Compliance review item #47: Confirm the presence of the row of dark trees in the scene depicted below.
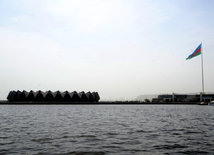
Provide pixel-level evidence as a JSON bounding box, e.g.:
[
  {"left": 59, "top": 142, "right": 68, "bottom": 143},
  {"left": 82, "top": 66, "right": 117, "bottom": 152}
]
[{"left": 7, "top": 90, "right": 100, "bottom": 102}]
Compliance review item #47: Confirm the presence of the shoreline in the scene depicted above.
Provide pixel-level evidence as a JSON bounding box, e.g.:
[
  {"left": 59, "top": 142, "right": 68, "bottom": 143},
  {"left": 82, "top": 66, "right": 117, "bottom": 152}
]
[{"left": 0, "top": 101, "right": 199, "bottom": 105}]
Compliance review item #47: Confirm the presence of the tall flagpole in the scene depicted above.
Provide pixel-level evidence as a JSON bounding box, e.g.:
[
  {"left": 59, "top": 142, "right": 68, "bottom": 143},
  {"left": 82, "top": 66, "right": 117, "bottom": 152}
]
[{"left": 201, "top": 42, "right": 204, "bottom": 93}]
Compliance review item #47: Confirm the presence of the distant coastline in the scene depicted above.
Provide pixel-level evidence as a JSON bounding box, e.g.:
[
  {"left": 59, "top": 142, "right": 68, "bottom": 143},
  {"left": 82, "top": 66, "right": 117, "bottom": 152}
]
[{"left": 0, "top": 100, "right": 198, "bottom": 105}]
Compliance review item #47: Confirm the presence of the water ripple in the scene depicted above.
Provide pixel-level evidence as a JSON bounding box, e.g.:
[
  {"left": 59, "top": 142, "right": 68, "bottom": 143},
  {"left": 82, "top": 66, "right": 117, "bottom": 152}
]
[{"left": 0, "top": 105, "right": 214, "bottom": 154}]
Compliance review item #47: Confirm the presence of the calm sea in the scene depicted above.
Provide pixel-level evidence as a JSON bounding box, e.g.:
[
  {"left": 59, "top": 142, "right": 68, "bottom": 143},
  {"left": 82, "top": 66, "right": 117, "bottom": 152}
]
[{"left": 0, "top": 105, "right": 214, "bottom": 155}]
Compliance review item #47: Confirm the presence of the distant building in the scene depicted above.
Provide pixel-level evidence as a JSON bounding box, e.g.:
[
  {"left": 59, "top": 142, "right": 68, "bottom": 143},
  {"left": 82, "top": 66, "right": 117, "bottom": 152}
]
[
  {"left": 7, "top": 90, "right": 100, "bottom": 102},
  {"left": 151, "top": 93, "right": 214, "bottom": 103}
]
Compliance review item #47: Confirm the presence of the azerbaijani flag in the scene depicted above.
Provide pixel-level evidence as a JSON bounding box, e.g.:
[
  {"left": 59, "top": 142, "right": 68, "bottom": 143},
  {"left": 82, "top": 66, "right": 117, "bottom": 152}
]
[{"left": 186, "top": 44, "right": 202, "bottom": 60}]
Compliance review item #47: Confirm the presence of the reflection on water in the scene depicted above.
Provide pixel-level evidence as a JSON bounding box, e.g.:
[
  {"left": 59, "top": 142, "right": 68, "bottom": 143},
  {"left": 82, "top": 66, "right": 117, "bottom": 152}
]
[{"left": 0, "top": 105, "right": 214, "bottom": 154}]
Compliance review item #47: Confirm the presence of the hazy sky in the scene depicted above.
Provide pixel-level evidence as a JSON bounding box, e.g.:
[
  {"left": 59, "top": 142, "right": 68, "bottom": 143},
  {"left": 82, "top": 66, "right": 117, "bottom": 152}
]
[{"left": 1, "top": 0, "right": 214, "bottom": 100}]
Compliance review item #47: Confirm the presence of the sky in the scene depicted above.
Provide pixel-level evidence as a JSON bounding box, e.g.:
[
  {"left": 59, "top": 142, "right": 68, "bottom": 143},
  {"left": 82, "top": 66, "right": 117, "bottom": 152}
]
[{"left": 1, "top": 0, "right": 214, "bottom": 101}]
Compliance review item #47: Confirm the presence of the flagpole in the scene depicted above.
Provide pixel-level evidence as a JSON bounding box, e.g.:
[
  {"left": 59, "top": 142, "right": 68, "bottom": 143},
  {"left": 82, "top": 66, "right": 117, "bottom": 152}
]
[{"left": 201, "top": 42, "right": 204, "bottom": 93}]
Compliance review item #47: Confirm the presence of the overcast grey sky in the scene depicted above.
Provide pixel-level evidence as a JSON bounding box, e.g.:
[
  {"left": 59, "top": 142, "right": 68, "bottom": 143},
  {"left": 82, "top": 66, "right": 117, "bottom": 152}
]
[{"left": 1, "top": 0, "right": 214, "bottom": 100}]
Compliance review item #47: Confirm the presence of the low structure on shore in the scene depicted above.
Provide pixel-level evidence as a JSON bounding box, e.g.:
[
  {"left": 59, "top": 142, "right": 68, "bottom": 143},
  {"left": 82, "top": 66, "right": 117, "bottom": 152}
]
[
  {"left": 7, "top": 90, "right": 100, "bottom": 102},
  {"left": 151, "top": 93, "right": 214, "bottom": 103}
]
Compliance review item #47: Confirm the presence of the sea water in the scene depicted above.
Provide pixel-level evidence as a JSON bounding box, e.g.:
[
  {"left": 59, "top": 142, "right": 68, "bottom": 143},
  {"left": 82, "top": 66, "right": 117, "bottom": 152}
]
[{"left": 0, "top": 105, "right": 214, "bottom": 155}]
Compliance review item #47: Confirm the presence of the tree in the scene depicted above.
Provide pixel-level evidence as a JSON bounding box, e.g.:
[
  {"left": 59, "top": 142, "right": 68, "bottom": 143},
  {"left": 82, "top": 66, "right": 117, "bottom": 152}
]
[{"left": 144, "top": 98, "right": 150, "bottom": 103}]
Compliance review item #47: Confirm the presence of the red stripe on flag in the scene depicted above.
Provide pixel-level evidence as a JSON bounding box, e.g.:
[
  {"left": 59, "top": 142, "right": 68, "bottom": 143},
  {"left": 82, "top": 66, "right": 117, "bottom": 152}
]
[{"left": 191, "top": 47, "right": 201, "bottom": 57}]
